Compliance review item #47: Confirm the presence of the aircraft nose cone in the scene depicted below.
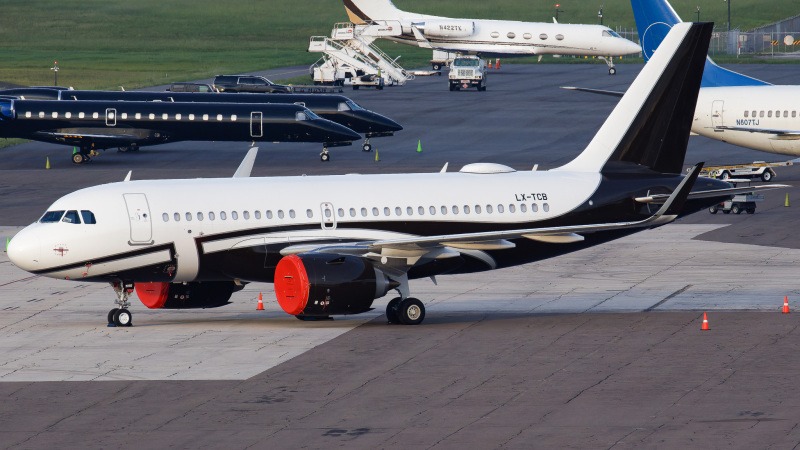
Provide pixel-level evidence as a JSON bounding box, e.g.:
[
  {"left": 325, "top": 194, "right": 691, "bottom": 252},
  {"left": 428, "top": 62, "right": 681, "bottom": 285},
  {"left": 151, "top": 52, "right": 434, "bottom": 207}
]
[
  {"left": 7, "top": 227, "right": 41, "bottom": 272},
  {"left": 327, "top": 121, "right": 362, "bottom": 141},
  {"left": 373, "top": 112, "right": 403, "bottom": 132},
  {"left": 623, "top": 39, "right": 643, "bottom": 55}
]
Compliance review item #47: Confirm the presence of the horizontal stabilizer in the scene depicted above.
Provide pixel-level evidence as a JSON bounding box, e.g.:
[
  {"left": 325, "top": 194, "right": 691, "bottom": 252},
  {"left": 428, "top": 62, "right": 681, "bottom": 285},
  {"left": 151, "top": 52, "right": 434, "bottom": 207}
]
[{"left": 635, "top": 183, "right": 791, "bottom": 204}]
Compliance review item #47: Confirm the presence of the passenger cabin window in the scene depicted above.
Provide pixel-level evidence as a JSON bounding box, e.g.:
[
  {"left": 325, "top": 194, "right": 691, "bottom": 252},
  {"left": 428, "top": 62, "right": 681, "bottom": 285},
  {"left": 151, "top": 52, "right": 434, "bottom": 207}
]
[
  {"left": 209, "top": 212, "right": 216, "bottom": 220},
  {"left": 491, "top": 31, "right": 500, "bottom": 38},
  {"left": 80, "top": 210, "right": 96, "bottom": 224},
  {"left": 744, "top": 111, "right": 749, "bottom": 118},
  {"left": 62, "top": 210, "right": 81, "bottom": 224},
  {"left": 539, "top": 33, "right": 548, "bottom": 40},
  {"left": 543, "top": 203, "right": 550, "bottom": 212},
  {"left": 768, "top": 111, "right": 772, "bottom": 118},
  {"left": 243, "top": 211, "right": 250, "bottom": 219},
  {"left": 40, "top": 210, "right": 65, "bottom": 223},
  {"left": 197, "top": 212, "right": 204, "bottom": 221},
  {"left": 523, "top": 33, "right": 532, "bottom": 39},
  {"left": 507, "top": 32, "right": 516, "bottom": 39},
  {"left": 266, "top": 210, "right": 273, "bottom": 219},
  {"left": 162, "top": 213, "right": 169, "bottom": 222},
  {"left": 174, "top": 212, "right": 180, "bottom": 222},
  {"left": 350, "top": 208, "right": 356, "bottom": 217},
  {"left": 289, "top": 210, "right": 296, "bottom": 219},
  {"left": 556, "top": 34, "right": 564, "bottom": 40},
  {"left": 231, "top": 211, "right": 238, "bottom": 220},
  {"left": 220, "top": 211, "right": 227, "bottom": 220}
]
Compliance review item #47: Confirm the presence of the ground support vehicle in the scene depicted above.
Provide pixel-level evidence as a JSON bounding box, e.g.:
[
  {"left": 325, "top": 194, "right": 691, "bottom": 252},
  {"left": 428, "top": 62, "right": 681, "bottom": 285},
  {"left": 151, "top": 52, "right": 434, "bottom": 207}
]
[
  {"left": 709, "top": 193, "right": 764, "bottom": 214},
  {"left": 448, "top": 56, "right": 487, "bottom": 91},
  {"left": 700, "top": 161, "right": 792, "bottom": 182},
  {"left": 431, "top": 50, "right": 459, "bottom": 70}
]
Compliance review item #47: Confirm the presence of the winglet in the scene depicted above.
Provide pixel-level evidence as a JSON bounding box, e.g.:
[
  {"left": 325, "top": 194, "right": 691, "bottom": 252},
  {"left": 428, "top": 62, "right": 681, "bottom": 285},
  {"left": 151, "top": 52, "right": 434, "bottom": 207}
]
[
  {"left": 124, "top": 170, "right": 132, "bottom": 182},
  {"left": 440, "top": 162, "right": 448, "bottom": 173},
  {"left": 233, "top": 147, "right": 258, "bottom": 178},
  {"left": 654, "top": 162, "right": 704, "bottom": 218}
]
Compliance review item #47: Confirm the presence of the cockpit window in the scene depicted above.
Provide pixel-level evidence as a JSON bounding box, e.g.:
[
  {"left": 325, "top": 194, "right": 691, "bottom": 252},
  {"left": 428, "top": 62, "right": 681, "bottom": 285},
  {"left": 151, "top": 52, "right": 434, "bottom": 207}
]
[
  {"left": 40, "top": 210, "right": 65, "bottom": 223},
  {"left": 305, "top": 109, "right": 321, "bottom": 120},
  {"left": 345, "top": 100, "right": 365, "bottom": 111},
  {"left": 295, "top": 111, "right": 308, "bottom": 121},
  {"left": 602, "top": 30, "right": 621, "bottom": 38},
  {"left": 338, "top": 102, "right": 351, "bottom": 112},
  {"left": 453, "top": 58, "right": 479, "bottom": 67},
  {"left": 81, "top": 210, "right": 96, "bottom": 224},
  {"left": 62, "top": 210, "right": 81, "bottom": 224}
]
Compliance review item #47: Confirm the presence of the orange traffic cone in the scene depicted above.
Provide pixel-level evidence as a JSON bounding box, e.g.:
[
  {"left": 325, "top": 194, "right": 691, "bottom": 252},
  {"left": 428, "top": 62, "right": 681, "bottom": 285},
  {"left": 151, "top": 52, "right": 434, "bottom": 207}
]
[
  {"left": 701, "top": 312, "right": 710, "bottom": 330},
  {"left": 496, "top": 58, "right": 501, "bottom": 69},
  {"left": 257, "top": 292, "right": 264, "bottom": 310},
  {"left": 487, "top": 59, "right": 493, "bottom": 69},
  {"left": 783, "top": 296, "right": 790, "bottom": 314}
]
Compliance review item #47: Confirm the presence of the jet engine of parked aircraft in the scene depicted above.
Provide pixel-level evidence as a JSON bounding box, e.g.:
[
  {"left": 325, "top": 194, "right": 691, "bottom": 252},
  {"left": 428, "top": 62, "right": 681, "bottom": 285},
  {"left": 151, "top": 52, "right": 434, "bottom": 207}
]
[{"left": 274, "top": 253, "right": 399, "bottom": 318}]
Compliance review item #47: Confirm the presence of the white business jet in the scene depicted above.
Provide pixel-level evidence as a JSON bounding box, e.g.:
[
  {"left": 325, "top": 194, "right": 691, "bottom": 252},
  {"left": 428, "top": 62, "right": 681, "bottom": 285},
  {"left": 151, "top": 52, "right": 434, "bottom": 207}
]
[
  {"left": 342, "top": 0, "right": 641, "bottom": 74},
  {"left": 8, "top": 23, "right": 773, "bottom": 327},
  {"left": 566, "top": 0, "right": 800, "bottom": 157}
]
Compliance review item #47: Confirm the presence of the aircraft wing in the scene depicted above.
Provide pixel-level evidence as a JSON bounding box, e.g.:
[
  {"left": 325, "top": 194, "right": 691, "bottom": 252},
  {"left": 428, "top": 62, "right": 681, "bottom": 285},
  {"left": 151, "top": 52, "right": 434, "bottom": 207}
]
[
  {"left": 36, "top": 131, "right": 140, "bottom": 142},
  {"left": 715, "top": 126, "right": 800, "bottom": 140},
  {"left": 561, "top": 86, "right": 624, "bottom": 97},
  {"left": 634, "top": 184, "right": 789, "bottom": 204},
  {"left": 281, "top": 164, "right": 704, "bottom": 261}
]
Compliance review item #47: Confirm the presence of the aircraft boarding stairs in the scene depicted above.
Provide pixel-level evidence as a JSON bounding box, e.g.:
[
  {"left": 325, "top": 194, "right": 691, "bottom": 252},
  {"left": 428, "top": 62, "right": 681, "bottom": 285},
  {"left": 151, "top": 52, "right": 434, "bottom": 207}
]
[{"left": 309, "top": 22, "right": 414, "bottom": 87}]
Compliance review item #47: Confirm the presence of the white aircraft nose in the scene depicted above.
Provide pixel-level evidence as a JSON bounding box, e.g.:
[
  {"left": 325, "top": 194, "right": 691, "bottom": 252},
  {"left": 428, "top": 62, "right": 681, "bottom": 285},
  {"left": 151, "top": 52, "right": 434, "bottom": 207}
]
[
  {"left": 7, "top": 227, "right": 41, "bottom": 272},
  {"left": 622, "top": 39, "right": 643, "bottom": 56}
]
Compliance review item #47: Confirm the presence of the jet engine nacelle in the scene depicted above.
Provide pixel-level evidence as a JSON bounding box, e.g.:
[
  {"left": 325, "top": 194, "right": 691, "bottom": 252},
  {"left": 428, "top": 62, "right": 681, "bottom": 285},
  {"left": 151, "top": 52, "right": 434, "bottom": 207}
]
[
  {"left": 410, "top": 20, "right": 476, "bottom": 38},
  {"left": 274, "top": 253, "right": 397, "bottom": 317},
  {"left": 136, "top": 281, "right": 236, "bottom": 309}
]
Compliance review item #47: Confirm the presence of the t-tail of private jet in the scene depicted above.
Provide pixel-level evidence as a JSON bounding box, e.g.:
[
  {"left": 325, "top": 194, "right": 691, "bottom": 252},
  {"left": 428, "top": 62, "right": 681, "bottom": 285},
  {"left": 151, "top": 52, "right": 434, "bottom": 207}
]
[
  {"left": 631, "top": 0, "right": 770, "bottom": 87},
  {"left": 10, "top": 23, "right": 783, "bottom": 327}
]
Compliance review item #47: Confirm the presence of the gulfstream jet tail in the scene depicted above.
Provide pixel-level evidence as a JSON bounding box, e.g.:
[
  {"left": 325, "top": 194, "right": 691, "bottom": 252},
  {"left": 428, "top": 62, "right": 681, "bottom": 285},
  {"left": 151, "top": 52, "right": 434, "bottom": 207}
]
[
  {"left": 344, "top": 0, "right": 405, "bottom": 24},
  {"left": 556, "top": 22, "right": 712, "bottom": 175},
  {"left": 631, "top": 0, "right": 769, "bottom": 87}
]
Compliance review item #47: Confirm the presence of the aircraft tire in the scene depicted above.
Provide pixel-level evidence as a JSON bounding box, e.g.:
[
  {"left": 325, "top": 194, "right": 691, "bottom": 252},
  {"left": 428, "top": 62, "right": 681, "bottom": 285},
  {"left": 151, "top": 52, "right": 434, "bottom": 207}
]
[
  {"left": 72, "top": 153, "right": 86, "bottom": 164},
  {"left": 386, "top": 297, "right": 402, "bottom": 324},
  {"left": 609, "top": 67, "right": 617, "bottom": 75},
  {"left": 397, "top": 298, "right": 425, "bottom": 325},
  {"left": 320, "top": 153, "right": 330, "bottom": 162},
  {"left": 113, "top": 308, "right": 132, "bottom": 327},
  {"left": 362, "top": 143, "right": 372, "bottom": 152},
  {"left": 108, "top": 308, "right": 119, "bottom": 324}
]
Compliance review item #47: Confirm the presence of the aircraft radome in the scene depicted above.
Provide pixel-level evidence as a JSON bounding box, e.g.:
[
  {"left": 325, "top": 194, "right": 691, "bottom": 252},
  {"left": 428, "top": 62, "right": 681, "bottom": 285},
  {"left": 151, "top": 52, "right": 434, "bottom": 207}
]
[{"left": 7, "top": 23, "right": 783, "bottom": 327}]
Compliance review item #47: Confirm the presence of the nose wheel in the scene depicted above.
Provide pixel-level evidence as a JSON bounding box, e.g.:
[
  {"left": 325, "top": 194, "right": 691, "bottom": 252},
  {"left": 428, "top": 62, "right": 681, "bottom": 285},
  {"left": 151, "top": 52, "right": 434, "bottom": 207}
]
[{"left": 108, "top": 282, "right": 134, "bottom": 327}]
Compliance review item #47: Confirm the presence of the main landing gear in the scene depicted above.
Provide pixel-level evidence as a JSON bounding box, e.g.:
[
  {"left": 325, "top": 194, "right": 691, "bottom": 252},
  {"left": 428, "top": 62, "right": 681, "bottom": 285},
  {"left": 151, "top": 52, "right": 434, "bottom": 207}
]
[
  {"left": 71, "top": 147, "right": 100, "bottom": 165},
  {"left": 385, "top": 297, "right": 426, "bottom": 325},
  {"left": 320, "top": 146, "right": 331, "bottom": 162},
  {"left": 362, "top": 138, "right": 372, "bottom": 152},
  {"left": 108, "top": 281, "right": 134, "bottom": 327}
]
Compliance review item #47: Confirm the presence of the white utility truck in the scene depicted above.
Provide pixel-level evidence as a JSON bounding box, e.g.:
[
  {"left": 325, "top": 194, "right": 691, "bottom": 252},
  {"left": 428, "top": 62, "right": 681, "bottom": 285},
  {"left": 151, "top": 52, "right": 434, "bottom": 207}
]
[{"left": 448, "top": 56, "right": 487, "bottom": 91}]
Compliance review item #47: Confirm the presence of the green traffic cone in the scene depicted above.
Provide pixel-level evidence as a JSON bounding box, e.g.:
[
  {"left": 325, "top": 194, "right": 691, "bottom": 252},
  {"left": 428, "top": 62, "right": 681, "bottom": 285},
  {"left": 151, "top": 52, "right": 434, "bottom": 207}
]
[{"left": 416, "top": 140, "right": 422, "bottom": 152}]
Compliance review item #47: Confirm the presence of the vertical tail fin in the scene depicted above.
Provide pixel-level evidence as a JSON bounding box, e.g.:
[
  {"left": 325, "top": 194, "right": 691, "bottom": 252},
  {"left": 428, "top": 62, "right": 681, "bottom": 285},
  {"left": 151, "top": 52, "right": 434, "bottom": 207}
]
[
  {"left": 344, "top": 0, "right": 403, "bottom": 24},
  {"left": 555, "top": 22, "right": 712, "bottom": 175},
  {"left": 631, "top": 0, "right": 769, "bottom": 87}
]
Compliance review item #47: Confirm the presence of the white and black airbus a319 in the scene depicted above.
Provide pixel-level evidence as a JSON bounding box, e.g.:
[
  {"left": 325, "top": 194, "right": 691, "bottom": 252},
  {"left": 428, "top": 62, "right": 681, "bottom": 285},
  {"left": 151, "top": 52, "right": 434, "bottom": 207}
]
[{"left": 7, "top": 23, "right": 777, "bottom": 327}]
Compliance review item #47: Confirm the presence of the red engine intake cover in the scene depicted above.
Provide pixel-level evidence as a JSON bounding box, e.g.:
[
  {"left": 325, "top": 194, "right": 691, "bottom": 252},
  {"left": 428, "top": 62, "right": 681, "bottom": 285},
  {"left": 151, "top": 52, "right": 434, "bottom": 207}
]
[
  {"left": 136, "top": 282, "right": 170, "bottom": 309},
  {"left": 274, "top": 255, "right": 310, "bottom": 315}
]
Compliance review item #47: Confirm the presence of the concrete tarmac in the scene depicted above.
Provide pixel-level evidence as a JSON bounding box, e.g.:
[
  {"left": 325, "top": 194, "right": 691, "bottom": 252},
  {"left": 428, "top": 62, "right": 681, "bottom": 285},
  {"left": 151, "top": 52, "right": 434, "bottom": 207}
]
[{"left": 2, "top": 63, "right": 800, "bottom": 448}]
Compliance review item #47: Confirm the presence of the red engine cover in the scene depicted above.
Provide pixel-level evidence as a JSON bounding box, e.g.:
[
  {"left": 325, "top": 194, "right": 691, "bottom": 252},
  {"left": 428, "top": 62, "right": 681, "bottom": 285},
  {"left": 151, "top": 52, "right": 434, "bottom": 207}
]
[
  {"left": 136, "top": 282, "right": 170, "bottom": 309},
  {"left": 274, "top": 254, "right": 310, "bottom": 315}
]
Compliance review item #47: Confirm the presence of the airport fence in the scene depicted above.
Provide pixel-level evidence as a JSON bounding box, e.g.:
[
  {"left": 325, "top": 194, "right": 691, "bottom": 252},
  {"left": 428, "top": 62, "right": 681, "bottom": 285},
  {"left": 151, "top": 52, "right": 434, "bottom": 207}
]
[{"left": 616, "top": 13, "right": 800, "bottom": 59}]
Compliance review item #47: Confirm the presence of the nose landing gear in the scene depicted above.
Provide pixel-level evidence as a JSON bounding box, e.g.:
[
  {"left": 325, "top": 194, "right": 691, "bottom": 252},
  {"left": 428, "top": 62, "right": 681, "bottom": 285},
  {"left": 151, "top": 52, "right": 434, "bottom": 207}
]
[{"left": 108, "top": 281, "right": 134, "bottom": 327}]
